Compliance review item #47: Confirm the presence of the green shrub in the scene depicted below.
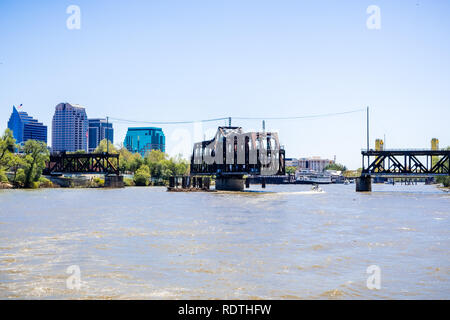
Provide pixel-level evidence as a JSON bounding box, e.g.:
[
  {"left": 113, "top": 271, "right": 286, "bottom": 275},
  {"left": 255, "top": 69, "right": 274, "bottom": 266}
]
[
  {"left": 90, "top": 177, "right": 105, "bottom": 187},
  {"left": 15, "top": 168, "right": 26, "bottom": 187},
  {"left": 123, "top": 178, "right": 135, "bottom": 186},
  {"left": 31, "top": 181, "right": 40, "bottom": 189},
  {"left": 38, "top": 177, "right": 53, "bottom": 188},
  {"left": 436, "top": 176, "right": 450, "bottom": 188},
  {"left": 442, "top": 177, "right": 450, "bottom": 188},
  {"left": 134, "top": 165, "right": 151, "bottom": 186},
  {"left": 0, "top": 169, "right": 8, "bottom": 183}
]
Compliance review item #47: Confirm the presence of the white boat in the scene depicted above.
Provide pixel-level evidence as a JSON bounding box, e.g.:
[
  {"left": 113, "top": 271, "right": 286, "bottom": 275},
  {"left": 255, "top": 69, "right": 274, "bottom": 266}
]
[{"left": 296, "top": 172, "right": 332, "bottom": 184}]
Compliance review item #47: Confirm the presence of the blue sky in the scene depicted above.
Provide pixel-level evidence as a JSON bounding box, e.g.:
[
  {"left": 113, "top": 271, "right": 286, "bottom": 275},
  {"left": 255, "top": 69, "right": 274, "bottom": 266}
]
[{"left": 1, "top": 0, "right": 449, "bottom": 169}]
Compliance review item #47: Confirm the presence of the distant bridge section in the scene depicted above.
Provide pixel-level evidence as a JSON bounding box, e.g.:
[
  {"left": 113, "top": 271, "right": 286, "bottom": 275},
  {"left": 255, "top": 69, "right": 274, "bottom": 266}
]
[
  {"left": 356, "top": 148, "right": 449, "bottom": 192},
  {"left": 361, "top": 149, "right": 449, "bottom": 177}
]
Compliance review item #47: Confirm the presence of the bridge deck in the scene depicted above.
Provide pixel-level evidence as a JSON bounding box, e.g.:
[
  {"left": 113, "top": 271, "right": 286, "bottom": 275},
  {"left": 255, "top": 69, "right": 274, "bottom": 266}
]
[{"left": 362, "top": 149, "right": 450, "bottom": 156}]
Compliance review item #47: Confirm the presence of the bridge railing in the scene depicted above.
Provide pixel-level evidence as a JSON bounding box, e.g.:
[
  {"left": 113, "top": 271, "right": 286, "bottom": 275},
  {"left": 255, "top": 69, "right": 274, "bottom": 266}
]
[{"left": 361, "top": 148, "right": 449, "bottom": 152}]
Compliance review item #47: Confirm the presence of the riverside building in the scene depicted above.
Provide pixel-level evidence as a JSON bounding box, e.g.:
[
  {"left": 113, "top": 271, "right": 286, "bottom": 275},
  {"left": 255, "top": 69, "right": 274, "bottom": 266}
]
[{"left": 298, "top": 156, "right": 334, "bottom": 173}]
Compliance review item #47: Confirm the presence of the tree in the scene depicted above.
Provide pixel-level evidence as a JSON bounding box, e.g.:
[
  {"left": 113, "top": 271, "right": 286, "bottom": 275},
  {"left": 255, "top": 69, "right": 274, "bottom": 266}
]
[
  {"left": 0, "top": 129, "right": 15, "bottom": 168},
  {"left": 160, "top": 159, "right": 174, "bottom": 180},
  {"left": 145, "top": 150, "right": 167, "bottom": 179},
  {"left": 133, "top": 164, "right": 151, "bottom": 186},
  {"left": 118, "top": 147, "right": 133, "bottom": 172},
  {"left": 94, "top": 139, "right": 118, "bottom": 154},
  {"left": 286, "top": 167, "right": 296, "bottom": 175},
  {"left": 119, "top": 149, "right": 190, "bottom": 185},
  {"left": 0, "top": 168, "right": 8, "bottom": 183},
  {"left": 21, "top": 140, "right": 50, "bottom": 188},
  {"left": 8, "top": 153, "right": 26, "bottom": 185},
  {"left": 174, "top": 159, "right": 190, "bottom": 176},
  {"left": 324, "top": 163, "right": 347, "bottom": 172},
  {"left": 435, "top": 146, "right": 450, "bottom": 187},
  {"left": 344, "top": 168, "right": 362, "bottom": 178},
  {"left": 69, "top": 150, "right": 87, "bottom": 154},
  {"left": 145, "top": 149, "right": 166, "bottom": 163},
  {"left": 0, "top": 129, "right": 17, "bottom": 184},
  {"left": 127, "top": 152, "right": 144, "bottom": 173}
]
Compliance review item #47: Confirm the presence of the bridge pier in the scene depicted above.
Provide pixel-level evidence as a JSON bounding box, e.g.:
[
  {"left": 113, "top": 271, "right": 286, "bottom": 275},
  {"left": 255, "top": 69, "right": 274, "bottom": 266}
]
[
  {"left": 215, "top": 175, "right": 245, "bottom": 191},
  {"left": 104, "top": 175, "right": 124, "bottom": 188},
  {"left": 356, "top": 176, "right": 372, "bottom": 192}
]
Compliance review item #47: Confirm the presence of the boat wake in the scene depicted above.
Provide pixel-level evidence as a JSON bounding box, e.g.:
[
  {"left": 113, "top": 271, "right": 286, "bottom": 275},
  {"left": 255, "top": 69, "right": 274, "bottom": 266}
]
[{"left": 275, "top": 190, "right": 326, "bottom": 195}]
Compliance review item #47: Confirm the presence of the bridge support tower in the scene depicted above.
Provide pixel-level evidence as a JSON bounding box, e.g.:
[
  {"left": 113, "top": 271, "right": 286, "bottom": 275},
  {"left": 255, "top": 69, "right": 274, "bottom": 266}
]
[
  {"left": 216, "top": 175, "right": 245, "bottom": 191},
  {"left": 356, "top": 176, "right": 372, "bottom": 192}
]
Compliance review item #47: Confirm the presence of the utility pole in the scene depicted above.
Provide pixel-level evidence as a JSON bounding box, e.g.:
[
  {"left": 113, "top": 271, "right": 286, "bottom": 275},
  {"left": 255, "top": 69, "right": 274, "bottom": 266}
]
[
  {"left": 106, "top": 116, "right": 109, "bottom": 154},
  {"left": 366, "top": 106, "right": 370, "bottom": 151}
]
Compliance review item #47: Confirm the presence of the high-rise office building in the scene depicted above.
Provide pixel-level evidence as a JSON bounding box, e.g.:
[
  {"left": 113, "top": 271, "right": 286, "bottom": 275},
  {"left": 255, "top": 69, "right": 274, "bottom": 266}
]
[
  {"left": 88, "top": 119, "right": 114, "bottom": 152},
  {"left": 52, "top": 102, "right": 88, "bottom": 153},
  {"left": 7, "top": 105, "right": 47, "bottom": 145},
  {"left": 124, "top": 127, "right": 165, "bottom": 157}
]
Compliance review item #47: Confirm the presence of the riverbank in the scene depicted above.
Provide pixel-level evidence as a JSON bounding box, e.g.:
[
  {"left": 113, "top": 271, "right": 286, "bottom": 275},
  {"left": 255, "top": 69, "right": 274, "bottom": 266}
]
[
  {"left": 3, "top": 178, "right": 450, "bottom": 192},
  {"left": 437, "top": 185, "right": 450, "bottom": 192},
  {"left": 0, "top": 182, "right": 13, "bottom": 189}
]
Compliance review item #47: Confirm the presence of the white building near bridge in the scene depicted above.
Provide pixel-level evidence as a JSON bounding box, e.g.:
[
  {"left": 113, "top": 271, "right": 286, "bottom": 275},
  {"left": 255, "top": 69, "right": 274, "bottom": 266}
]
[{"left": 298, "top": 156, "right": 334, "bottom": 172}]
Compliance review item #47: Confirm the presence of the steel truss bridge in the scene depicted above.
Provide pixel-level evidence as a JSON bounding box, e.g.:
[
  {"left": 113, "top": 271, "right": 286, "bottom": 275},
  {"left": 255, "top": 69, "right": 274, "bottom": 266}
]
[
  {"left": 44, "top": 153, "right": 120, "bottom": 175},
  {"left": 361, "top": 149, "right": 450, "bottom": 177},
  {"left": 190, "top": 126, "right": 286, "bottom": 177}
]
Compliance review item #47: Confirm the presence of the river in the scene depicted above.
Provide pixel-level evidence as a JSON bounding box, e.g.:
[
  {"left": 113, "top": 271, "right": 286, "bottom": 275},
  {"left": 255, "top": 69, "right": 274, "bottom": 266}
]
[{"left": 0, "top": 184, "right": 449, "bottom": 299}]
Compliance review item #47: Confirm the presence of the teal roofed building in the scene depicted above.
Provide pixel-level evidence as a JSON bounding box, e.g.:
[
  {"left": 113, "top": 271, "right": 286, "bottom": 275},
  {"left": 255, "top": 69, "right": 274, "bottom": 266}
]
[
  {"left": 124, "top": 127, "right": 165, "bottom": 156},
  {"left": 7, "top": 105, "right": 47, "bottom": 145}
]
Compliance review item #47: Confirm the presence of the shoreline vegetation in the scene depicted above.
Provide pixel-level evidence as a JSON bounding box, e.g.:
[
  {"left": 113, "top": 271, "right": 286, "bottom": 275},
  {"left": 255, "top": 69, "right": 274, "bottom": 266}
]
[
  {"left": 0, "top": 129, "right": 189, "bottom": 189},
  {"left": 1, "top": 129, "right": 449, "bottom": 190}
]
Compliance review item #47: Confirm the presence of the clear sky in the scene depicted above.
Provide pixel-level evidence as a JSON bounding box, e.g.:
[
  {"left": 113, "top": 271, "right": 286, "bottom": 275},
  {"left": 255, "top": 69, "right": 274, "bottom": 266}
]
[{"left": 1, "top": 0, "right": 449, "bottom": 169}]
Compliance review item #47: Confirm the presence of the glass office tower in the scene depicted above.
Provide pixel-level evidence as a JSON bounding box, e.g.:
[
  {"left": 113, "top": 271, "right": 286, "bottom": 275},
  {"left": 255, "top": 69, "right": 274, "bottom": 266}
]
[
  {"left": 7, "top": 106, "right": 47, "bottom": 145},
  {"left": 88, "top": 119, "right": 114, "bottom": 152},
  {"left": 124, "top": 127, "right": 165, "bottom": 157}
]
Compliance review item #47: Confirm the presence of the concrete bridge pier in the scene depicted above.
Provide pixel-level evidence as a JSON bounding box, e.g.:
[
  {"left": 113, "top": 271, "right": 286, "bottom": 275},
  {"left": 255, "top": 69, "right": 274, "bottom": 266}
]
[
  {"left": 215, "top": 175, "right": 245, "bottom": 191},
  {"left": 105, "top": 175, "right": 124, "bottom": 188},
  {"left": 356, "top": 176, "right": 372, "bottom": 192}
]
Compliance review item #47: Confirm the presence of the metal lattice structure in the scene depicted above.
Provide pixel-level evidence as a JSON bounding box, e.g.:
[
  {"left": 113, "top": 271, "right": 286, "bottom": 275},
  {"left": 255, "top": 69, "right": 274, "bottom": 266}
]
[
  {"left": 190, "top": 126, "right": 285, "bottom": 176},
  {"left": 44, "top": 153, "right": 120, "bottom": 175},
  {"left": 361, "top": 149, "right": 450, "bottom": 177}
]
